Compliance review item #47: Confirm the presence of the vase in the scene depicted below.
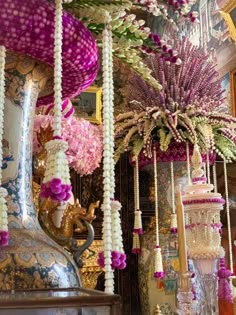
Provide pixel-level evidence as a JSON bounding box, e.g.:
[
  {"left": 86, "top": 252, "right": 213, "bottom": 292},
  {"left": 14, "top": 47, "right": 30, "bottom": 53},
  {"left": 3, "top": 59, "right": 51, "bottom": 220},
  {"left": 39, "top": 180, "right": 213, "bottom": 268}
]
[
  {"left": 0, "top": 52, "right": 80, "bottom": 290},
  {"left": 193, "top": 259, "right": 219, "bottom": 315}
]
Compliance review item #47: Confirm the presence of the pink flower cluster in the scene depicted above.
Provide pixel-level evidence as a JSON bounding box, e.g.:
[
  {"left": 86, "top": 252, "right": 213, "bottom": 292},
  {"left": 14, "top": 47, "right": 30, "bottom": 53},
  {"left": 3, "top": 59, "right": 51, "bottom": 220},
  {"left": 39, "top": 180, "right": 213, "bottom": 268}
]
[{"left": 33, "top": 115, "right": 103, "bottom": 176}]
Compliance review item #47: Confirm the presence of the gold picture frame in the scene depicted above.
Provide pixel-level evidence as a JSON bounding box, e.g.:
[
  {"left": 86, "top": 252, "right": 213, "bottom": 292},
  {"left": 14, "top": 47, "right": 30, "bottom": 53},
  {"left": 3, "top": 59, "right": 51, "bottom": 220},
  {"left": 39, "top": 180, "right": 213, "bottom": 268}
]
[
  {"left": 230, "top": 68, "right": 236, "bottom": 117},
  {"left": 220, "top": 0, "right": 236, "bottom": 42},
  {"left": 72, "top": 86, "right": 102, "bottom": 124}
]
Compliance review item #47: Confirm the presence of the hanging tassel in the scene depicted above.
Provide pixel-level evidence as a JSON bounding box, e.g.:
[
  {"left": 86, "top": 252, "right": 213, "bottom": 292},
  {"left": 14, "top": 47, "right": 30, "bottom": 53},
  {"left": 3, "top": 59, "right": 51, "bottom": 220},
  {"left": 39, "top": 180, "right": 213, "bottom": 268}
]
[
  {"left": 186, "top": 142, "right": 191, "bottom": 185},
  {"left": 40, "top": 0, "right": 72, "bottom": 202},
  {"left": 132, "top": 157, "right": 143, "bottom": 254},
  {"left": 153, "top": 147, "right": 164, "bottom": 278},
  {"left": 170, "top": 213, "right": 177, "bottom": 234},
  {"left": 170, "top": 161, "right": 177, "bottom": 234},
  {"left": 132, "top": 233, "right": 141, "bottom": 254},
  {"left": 133, "top": 209, "right": 143, "bottom": 234},
  {"left": 154, "top": 246, "right": 164, "bottom": 278},
  {"left": 0, "top": 45, "right": 9, "bottom": 246},
  {"left": 218, "top": 257, "right": 233, "bottom": 303}
]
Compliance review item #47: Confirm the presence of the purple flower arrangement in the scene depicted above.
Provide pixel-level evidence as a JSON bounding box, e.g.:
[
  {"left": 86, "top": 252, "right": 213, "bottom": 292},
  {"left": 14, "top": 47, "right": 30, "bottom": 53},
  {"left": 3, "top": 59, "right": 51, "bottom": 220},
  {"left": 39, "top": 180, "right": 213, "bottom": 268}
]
[{"left": 115, "top": 37, "right": 236, "bottom": 162}]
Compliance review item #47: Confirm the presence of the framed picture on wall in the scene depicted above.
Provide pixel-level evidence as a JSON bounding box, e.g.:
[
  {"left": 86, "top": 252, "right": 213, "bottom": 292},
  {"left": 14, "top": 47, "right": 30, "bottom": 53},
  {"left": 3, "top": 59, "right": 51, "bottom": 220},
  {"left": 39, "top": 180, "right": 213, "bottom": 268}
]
[
  {"left": 220, "top": 0, "right": 236, "bottom": 42},
  {"left": 72, "top": 86, "right": 102, "bottom": 124},
  {"left": 230, "top": 68, "right": 236, "bottom": 116}
]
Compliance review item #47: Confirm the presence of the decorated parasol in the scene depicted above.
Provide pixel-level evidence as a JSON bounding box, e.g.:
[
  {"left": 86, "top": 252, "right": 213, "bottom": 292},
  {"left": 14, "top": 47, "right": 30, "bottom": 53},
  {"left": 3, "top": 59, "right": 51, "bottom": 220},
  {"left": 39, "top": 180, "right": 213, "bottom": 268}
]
[{"left": 0, "top": 0, "right": 98, "bottom": 106}]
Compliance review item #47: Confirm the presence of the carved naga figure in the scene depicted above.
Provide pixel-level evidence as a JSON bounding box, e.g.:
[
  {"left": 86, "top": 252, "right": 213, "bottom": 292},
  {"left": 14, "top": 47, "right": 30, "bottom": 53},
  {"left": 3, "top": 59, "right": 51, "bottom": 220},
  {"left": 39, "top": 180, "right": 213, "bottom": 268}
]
[{"left": 33, "top": 124, "right": 99, "bottom": 261}]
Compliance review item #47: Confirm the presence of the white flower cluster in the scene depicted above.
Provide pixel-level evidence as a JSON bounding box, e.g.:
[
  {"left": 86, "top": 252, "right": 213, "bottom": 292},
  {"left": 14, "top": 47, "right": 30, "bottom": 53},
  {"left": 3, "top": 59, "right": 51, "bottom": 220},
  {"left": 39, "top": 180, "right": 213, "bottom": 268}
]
[
  {"left": 41, "top": 0, "right": 71, "bottom": 193},
  {"left": 77, "top": 2, "right": 131, "bottom": 24},
  {"left": 0, "top": 188, "right": 8, "bottom": 232},
  {"left": 114, "top": 47, "right": 162, "bottom": 91},
  {"left": 154, "top": 247, "right": 164, "bottom": 273},
  {"left": 112, "top": 14, "right": 150, "bottom": 40},
  {"left": 170, "top": 213, "right": 177, "bottom": 230},
  {"left": 0, "top": 45, "right": 8, "bottom": 235},
  {"left": 101, "top": 22, "right": 115, "bottom": 294},
  {"left": 111, "top": 200, "right": 124, "bottom": 253},
  {"left": 78, "top": 7, "right": 111, "bottom": 24},
  {"left": 43, "top": 139, "right": 71, "bottom": 185}
]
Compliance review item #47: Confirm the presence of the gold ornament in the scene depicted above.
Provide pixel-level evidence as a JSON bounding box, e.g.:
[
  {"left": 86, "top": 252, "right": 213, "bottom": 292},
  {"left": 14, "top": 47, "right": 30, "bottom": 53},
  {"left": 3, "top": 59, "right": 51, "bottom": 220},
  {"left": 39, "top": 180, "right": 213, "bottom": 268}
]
[{"left": 153, "top": 304, "right": 162, "bottom": 315}]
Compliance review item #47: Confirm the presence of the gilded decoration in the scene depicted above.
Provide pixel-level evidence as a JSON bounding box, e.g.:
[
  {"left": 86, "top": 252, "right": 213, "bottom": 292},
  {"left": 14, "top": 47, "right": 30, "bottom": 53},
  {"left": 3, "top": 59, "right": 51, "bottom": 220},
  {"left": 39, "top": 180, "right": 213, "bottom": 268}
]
[
  {"left": 220, "top": 0, "right": 236, "bottom": 43},
  {"left": 77, "top": 240, "right": 103, "bottom": 289},
  {"left": 32, "top": 124, "right": 99, "bottom": 255}
]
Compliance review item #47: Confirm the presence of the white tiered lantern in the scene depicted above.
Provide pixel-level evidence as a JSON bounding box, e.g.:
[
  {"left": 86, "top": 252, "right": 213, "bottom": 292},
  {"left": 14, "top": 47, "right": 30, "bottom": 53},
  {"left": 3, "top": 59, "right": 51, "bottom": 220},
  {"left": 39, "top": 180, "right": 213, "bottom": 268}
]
[{"left": 182, "top": 144, "right": 226, "bottom": 314}]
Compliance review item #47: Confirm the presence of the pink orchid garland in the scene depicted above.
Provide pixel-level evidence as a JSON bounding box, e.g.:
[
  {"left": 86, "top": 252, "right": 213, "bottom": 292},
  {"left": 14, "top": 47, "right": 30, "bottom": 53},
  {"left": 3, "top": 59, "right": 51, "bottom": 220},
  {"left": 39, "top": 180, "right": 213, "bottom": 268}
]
[{"left": 33, "top": 115, "right": 102, "bottom": 176}]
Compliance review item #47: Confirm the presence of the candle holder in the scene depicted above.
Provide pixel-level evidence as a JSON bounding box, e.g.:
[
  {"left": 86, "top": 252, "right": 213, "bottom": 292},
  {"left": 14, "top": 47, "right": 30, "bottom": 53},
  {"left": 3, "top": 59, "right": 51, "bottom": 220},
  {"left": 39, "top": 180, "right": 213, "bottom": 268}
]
[{"left": 177, "top": 272, "right": 194, "bottom": 315}]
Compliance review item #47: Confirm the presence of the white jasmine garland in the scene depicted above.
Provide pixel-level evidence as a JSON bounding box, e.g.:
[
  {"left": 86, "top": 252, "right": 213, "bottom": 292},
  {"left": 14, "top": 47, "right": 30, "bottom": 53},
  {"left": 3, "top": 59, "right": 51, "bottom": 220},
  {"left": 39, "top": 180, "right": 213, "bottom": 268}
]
[
  {"left": 0, "top": 45, "right": 9, "bottom": 245},
  {"left": 101, "top": 21, "right": 115, "bottom": 294},
  {"left": 224, "top": 161, "right": 233, "bottom": 274},
  {"left": 41, "top": 0, "right": 72, "bottom": 202}
]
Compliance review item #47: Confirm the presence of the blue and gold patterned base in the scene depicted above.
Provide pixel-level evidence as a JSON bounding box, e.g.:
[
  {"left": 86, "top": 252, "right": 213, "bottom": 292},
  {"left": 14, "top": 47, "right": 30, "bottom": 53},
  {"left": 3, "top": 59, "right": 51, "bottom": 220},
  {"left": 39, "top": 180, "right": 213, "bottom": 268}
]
[{"left": 0, "top": 229, "right": 80, "bottom": 290}]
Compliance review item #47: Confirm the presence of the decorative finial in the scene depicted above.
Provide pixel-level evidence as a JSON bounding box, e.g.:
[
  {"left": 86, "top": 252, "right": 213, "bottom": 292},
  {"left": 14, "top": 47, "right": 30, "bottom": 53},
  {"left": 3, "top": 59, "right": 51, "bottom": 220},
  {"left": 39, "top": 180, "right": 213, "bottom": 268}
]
[{"left": 191, "top": 144, "right": 204, "bottom": 179}]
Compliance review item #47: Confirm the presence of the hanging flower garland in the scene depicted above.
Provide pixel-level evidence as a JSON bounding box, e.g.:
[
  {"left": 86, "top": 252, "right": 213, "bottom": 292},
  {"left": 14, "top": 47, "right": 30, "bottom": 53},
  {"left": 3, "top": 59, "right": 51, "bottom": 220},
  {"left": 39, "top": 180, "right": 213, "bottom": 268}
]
[
  {"left": 153, "top": 147, "right": 164, "bottom": 278},
  {"left": 98, "top": 20, "right": 126, "bottom": 279},
  {"left": 98, "top": 18, "right": 127, "bottom": 294},
  {"left": 170, "top": 161, "right": 177, "bottom": 234},
  {"left": 33, "top": 115, "right": 103, "bottom": 176},
  {"left": 0, "top": 45, "right": 8, "bottom": 246},
  {"left": 40, "top": 0, "right": 72, "bottom": 202},
  {"left": 132, "top": 158, "right": 143, "bottom": 254}
]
